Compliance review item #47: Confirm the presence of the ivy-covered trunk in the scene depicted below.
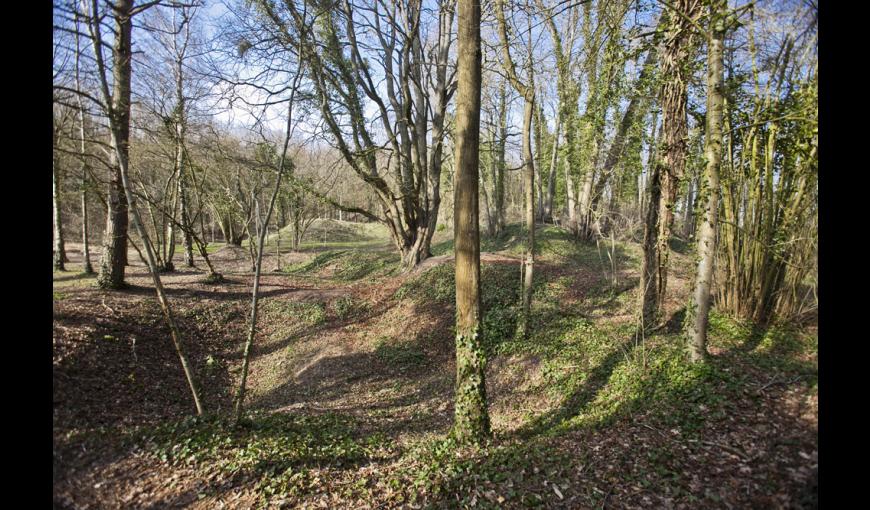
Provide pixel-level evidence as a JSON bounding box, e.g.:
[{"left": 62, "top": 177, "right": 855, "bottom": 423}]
[
  {"left": 653, "top": 1, "right": 702, "bottom": 311},
  {"left": 452, "top": 0, "right": 490, "bottom": 444}
]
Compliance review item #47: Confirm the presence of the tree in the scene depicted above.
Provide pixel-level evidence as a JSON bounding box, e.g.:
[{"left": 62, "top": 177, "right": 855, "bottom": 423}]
[
  {"left": 229, "top": 0, "right": 456, "bottom": 270},
  {"left": 639, "top": 0, "right": 702, "bottom": 325},
  {"left": 495, "top": 0, "right": 537, "bottom": 337},
  {"left": 92, "top": 0, "right": 135, "bottom": 289},
  {"left": 78, "top": 0, "right": 204, "bottom": 414},
  {"left": 234, "top": 69, "right": 304, "bottom": 424},
  {"left": 452, "top": 0, "right": 489, "bottom": 444},
  {"left": 686, "top": 0, "right": 726, "bottom": 362}
]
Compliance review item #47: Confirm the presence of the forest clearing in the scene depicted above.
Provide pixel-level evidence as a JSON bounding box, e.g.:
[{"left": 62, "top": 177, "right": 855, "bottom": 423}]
[{"left": 53, "top": 0, "right": 817, "bottom": 507}]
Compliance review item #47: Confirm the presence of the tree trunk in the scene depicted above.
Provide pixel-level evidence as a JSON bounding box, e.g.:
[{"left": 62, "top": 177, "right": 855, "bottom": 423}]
[
  {"left": 545, "top": 116, "right": 561, "bottom": 220},
  {"left": 96, "top": 0, "right": 132, "bottom": 289},
  {"left": 682, "top": 173, "right": 696, "bottom": 239},
  {"left": 639, "top": 163, "right": 662, "bottom": 325},
  {"left": 452, "top": 0, "right": 489, "bottom": 444},
  {"left": 494, "top": 81, "right": 507, "bottom": 235},
  {"left": 687, "top": 2, "right": 725, "bottom": 363},
  {"left": 74, "top": 13, "right": 93, "bottom": 274},
  {"left": 653, "top": 0, "right": 702, "bottom": 311},
  {"left": 234, "top": 84, "right": 300, "bottom": 423},
  {"left": 520, "top": 98, "right": 536, "bottom": 337},
  {"left": 53, "top": 155, "right": 66, "bottom": 271},
  {"left": 81, "top": 170, "right": 94, "bottom": 274}
]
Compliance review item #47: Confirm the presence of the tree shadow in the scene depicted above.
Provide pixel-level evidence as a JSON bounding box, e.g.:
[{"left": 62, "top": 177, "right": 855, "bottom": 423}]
[{"left": 517, "top": 329, "right": 642, "bottom": 437}]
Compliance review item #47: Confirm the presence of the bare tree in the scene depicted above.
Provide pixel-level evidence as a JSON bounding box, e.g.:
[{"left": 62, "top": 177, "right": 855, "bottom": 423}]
[
  {"left": 78, "top": 0, "right": 204, "bottom": 414},
  {"left": 495, "top": 0, "right": 537, "bottom": 337}
]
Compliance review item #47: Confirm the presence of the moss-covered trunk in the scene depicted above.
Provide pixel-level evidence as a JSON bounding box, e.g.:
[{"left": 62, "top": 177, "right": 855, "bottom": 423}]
[{"left": 687, "top": 0, "right": 726, "bottom": 363}]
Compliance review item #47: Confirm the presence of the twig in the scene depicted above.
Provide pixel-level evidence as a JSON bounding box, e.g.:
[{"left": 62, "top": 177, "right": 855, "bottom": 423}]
[
  {"left": 687, "top": 438, "right": 750, "bottom": 461},
  {"left": 756, "top": 375, "right": 804, "bottom": 394},
  {"left": 101, "top": 297, "right": 116, "bottom": 314}
]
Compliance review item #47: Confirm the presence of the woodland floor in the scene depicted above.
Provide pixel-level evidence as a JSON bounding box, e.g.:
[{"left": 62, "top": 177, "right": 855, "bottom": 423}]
[{"left": 53, "top": 220, "right": 817, "bottom": 509}]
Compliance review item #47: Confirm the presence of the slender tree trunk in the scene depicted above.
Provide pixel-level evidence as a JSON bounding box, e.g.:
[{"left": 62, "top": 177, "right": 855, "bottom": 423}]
[
  {"left": 452, "top": 0, "right": 489, "bottom": 444},
  {"left": 534, "top": 103, "right": 545, "bottom": 222},
  {"left": 81, "top": 170, "right": 94, "bottom": 274},
  {"left": 494, "top": 81, "right": 507, "bottom": 235},
  {"left": 545, "top": 117, "right": 561, "bottom": 220},
  {"left": 74, "top": 16, "right": 93, "bottom": 274},
  {"left": 683, "top": 173, "right": 695, "bottom": 239},
  {"left": 687, "top": 3, "right": 725, "bottom": 363},
  {"left": 165, "top": 175, "right": 179, "bottom": 272},
  {"left": 520, "top": 99, "right": 536, "bottom": 337},
  {"left": 88, "top": 0, "right": 203, "bottom": 414},
  {"left": 53, "top": 155, "right": 66, "bottom": 271},
  {"left": 234, "top": 96, "right": 299, "bottom": 424}
]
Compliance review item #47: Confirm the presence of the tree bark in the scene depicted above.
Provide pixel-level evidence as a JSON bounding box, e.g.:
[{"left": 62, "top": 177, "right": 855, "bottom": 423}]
[
  {"left": 520, "top": 98, "right": 536, "bottom": 337},
  {"left": 53, "top": 154, "right": 66, "bottom": 271},
  {"left": 545, "top": 116, "right": 561, "bottom": 220},
  {"left": 96, "top": 0, "right": 132, "bottom": 289},
  {"left": 687, "top": 0, "right": 725, "bottom": 363},
  {"left": 452, "top": 0, "right": 490, "bottom": 444},
  {"left": 495, "top": 0, "right": 536, "bottom": 337},
  {"left": 653, "top": 0, "right": 702, "bottom": 311},
  {"left": 81, "top": 170, "right": 94, "bottom": 274}
]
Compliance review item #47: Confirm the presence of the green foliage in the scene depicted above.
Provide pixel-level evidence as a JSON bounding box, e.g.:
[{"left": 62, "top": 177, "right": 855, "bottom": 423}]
[
  {"left": 391, "top": 436, "right": 571, "bottom": 507},
  {"left": 135, "top": 412, "right": 389, "bottom": 504},
  {"left": 331, "top": 295, "right": 367, "bottom": 320},
  {"left": 261, "top": 300, "right": 326, "bottom": 328},
  {"left": 333, "top": 252, "right": 399, "bottom": 281},
  {"left": 394, "top": 263, "right": 454, "bottom": 303},
  {"left": 284, "top": 250, "right": 347, "bottom": 274},
  {"left": 374, "top": 337, "right": 427, "bottom": 369},
  {"left": 285, "top": 250, "right": 399, "bottom": 281}
]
